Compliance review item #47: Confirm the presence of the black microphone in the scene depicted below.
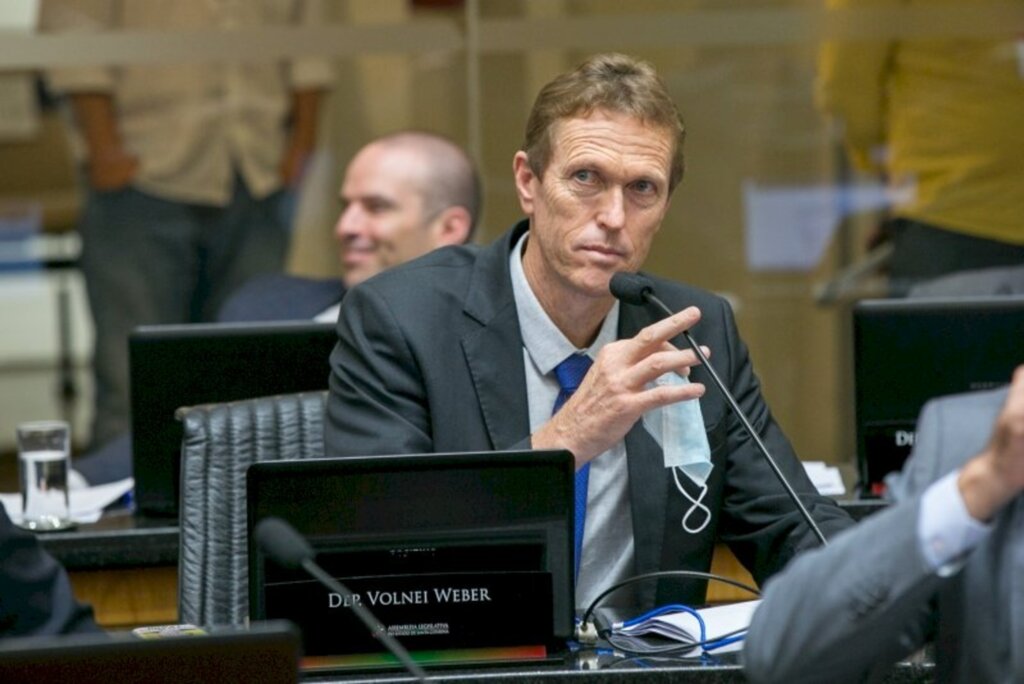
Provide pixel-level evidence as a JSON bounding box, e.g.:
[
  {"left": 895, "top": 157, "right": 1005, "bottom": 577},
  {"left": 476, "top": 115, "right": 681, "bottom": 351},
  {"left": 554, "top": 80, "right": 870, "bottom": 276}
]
[
  {"left": 609, "top": 272, "right": 828, "bottom": 547},
  {"left": 255, "top": 517, "right": 429, "bottom": 681}
]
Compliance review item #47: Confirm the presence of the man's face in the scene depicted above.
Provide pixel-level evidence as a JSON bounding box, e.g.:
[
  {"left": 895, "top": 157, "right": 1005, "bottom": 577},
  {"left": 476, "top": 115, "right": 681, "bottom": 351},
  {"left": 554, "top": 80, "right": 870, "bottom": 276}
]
[
  {"left": 514, "top": 110, "right": 674, "bottom": 301},
  {"left": 335, "top": 144, "right": 439, "bottom": 286}
]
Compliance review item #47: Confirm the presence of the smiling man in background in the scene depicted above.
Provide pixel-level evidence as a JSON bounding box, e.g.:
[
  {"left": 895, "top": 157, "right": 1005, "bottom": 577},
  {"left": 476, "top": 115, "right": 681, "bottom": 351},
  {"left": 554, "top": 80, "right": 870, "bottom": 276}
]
[{"left": 218, "top": 130, "right": 480, "bottom": 323}]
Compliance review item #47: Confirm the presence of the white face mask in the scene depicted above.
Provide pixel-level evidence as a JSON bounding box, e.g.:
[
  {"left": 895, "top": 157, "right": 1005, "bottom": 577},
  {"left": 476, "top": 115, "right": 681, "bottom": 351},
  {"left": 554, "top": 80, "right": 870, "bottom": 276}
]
[
  {"left": 643, "top": 372, "right": 714, "bottom": 535},
  {"left": 643, "top": 371, "right": 713, "bottom": 486}
]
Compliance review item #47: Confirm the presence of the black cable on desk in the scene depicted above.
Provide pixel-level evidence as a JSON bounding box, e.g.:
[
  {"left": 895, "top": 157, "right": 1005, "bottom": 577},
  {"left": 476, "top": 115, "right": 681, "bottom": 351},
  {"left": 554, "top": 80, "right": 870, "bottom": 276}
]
[{"left": 578, "top": 569, "right": 761, "bottom": 636}]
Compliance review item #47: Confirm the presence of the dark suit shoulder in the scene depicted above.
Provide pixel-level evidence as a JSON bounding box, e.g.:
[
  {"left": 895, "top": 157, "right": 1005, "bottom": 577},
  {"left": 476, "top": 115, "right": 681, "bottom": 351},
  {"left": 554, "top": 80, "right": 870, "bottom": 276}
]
[
  {"left": 352, "top": 245, "right": 477, "bottom": 311},
  {"left": 359, "top": 243, "right": 481, "bottom": 292}
]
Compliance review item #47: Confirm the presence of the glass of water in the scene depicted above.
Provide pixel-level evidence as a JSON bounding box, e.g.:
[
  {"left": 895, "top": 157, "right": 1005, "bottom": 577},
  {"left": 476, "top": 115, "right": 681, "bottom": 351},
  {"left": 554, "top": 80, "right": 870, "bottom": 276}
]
[{"left": 16, "top": 420, "right": 74, "bottom": 531}]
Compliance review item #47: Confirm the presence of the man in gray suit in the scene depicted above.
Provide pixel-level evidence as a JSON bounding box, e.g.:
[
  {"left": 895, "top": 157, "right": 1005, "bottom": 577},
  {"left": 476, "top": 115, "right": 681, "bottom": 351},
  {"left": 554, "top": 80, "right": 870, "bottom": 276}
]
[
  {"left": 744, "top": 366, "right": 1024, "bottom": 683},
  {"left": 326, "top": 53, "right": 852, "bottom": 612},
  {"left": 217, "top": 131, "right": 480, "bottom": 322}
]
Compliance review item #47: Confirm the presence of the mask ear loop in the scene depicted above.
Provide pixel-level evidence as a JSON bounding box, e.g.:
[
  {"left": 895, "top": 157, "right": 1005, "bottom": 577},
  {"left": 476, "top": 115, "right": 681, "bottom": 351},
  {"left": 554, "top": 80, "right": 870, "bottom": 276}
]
[{"left": 673, "top": 467, "right": 711, "bottom": 534}]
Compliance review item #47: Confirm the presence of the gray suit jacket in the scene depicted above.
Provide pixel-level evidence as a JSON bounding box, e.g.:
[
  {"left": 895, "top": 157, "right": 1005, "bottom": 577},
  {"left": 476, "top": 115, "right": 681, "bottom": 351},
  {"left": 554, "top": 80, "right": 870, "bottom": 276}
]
[
  {"left": 325, "top": 220, "right": 852, "bottom": 608},
  {"left": 745, "top": 386, "right": 1017, "bottom": 684}
]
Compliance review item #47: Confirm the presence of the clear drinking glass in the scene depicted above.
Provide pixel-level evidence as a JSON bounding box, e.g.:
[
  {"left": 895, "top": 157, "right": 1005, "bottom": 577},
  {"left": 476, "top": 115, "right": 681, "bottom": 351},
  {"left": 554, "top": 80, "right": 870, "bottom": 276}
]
[{"left": 16, "top": 420, "right": 73, "bottom": 531}]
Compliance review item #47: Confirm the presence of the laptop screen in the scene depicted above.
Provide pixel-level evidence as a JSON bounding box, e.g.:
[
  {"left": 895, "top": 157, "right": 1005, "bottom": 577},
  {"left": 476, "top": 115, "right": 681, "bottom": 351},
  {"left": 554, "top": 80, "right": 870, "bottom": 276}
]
[
  {"left": 129, "top": 321, "right": 336, "bottom": 517},
  {"left": 246, "top": 450, "right": 575, "bottom": 661},
  {"left": 853, "top": 296, "right": 1024, "bottom": 496}
]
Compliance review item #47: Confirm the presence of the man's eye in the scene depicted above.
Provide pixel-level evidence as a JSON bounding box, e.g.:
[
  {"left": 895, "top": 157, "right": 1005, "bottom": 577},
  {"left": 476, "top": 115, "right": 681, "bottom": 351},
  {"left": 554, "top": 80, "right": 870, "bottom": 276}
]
[
  {"left": 632, "top": 180, "right": 656, "bottom": 194},
  {"left": 572, "top": 169, "right": 594, "bottom": 183}
]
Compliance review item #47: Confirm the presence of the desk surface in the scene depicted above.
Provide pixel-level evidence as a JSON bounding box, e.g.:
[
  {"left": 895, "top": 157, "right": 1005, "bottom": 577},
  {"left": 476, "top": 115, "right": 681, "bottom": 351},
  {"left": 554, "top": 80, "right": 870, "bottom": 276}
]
[
  {"left": 36, "top": 499, "right": 889, "bottom": 629},
  {"left": 37, "top": 512, "right": 180, "bottom": 628},
  {"left": 299, "top": 649, "right": 934, "bottom": 683},
  {"left": 38, "top": 499, "right": 889, "bottom": 571},
  {"left": 37, "top": 510, "right": 178, "bottom": 570}
]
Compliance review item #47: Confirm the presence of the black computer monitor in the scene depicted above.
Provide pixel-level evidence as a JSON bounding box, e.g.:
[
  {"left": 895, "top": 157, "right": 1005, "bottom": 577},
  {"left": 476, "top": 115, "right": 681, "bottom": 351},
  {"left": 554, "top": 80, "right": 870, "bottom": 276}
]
[
  {"left": 129, "top": 321, "right": 337, "bottom": 517},
  {"left": 246, "top": 450, "right": 575, "bottom": 663},
  {"left": 853, "top": 296, "right": 1024, "bottom": 496}
]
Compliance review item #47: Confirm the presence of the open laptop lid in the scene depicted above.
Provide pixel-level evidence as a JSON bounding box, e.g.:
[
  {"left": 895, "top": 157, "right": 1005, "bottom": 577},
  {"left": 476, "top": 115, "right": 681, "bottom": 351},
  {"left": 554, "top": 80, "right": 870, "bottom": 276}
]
[
  {"left": 246, "top": 449, "right": 575, "bottom": 663},
  {"left": 0, "top": 622, "right": 301, "bottom": 683},
  {"left": 129, "top": 321, "right": 336, "bottom": 517},
  {"left": 853, "top": 296, "right": 1024, "bottom": 496}
]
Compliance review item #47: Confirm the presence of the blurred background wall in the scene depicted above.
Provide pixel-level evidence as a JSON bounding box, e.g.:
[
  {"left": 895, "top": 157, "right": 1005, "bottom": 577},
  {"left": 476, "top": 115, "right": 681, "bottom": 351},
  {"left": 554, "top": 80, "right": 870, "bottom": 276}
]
[{"left": 3, "top": 0, "right": 1014, "bottom": 466}]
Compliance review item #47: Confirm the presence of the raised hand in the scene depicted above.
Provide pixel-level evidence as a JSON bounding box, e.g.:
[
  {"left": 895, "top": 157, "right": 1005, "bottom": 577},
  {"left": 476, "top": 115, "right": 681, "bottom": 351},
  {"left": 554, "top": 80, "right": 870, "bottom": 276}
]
[{"left": 532, "top": 306, "right": 708, "bottom": 469}]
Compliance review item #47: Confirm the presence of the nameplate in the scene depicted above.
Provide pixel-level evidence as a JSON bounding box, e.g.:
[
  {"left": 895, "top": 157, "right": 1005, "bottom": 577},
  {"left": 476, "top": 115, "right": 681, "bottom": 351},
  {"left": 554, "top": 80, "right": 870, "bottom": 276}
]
[
  {"left": 863, "top": 420, "right": 916, "bottom": 496},
  {"left": 263, "top": 570, "right": 554, "bottom": 656}
]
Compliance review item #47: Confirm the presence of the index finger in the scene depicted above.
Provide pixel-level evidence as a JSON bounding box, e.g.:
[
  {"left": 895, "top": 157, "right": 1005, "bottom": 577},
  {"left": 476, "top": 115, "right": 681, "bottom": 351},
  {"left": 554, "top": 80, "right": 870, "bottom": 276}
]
[
  {"left": 628, "top": 306, "right": 701, "bottom": 358},
  {"left": 1003, "top": 365, "right": 1024, "bottom": 414}
]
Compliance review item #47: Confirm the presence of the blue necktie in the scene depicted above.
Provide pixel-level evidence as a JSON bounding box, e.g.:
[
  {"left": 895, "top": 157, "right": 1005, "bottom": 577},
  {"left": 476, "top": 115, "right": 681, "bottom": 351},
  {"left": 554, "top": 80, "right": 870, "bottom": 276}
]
[{"left": 552, "top": 353, "right": 593, "bottom": 580}]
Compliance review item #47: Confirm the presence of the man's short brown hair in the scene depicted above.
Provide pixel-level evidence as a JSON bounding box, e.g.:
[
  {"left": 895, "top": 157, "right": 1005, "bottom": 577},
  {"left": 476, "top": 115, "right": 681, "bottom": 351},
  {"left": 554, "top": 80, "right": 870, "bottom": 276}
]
[{"left": 521, "top": 53, "right": 686, "bottom": 192}]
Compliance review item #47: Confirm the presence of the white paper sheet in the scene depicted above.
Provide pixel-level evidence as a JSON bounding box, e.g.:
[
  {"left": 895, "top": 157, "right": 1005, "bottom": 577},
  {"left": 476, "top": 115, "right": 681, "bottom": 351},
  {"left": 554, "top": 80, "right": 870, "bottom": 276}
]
[{"left": 1, "top": 477, "right": 134, "bottom": 525}]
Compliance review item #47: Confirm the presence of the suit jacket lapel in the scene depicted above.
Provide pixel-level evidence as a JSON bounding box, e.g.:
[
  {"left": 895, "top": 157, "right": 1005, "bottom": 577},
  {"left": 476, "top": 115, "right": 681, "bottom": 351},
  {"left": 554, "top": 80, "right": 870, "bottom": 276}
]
[
  {"left": 460, "top": 231, "right": 670, "bottom": 592},
  {"left": 460, "top": 222, "right": 532, "bottom": 450},
  {"left": 619, "top": 300, "right": 668, "bottom": 584}
]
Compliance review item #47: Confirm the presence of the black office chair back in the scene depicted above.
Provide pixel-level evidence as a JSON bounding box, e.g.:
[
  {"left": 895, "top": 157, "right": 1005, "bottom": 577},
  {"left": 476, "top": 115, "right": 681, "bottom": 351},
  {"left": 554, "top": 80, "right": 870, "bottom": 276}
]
[{"left": 176, "top": 391, "right": 327, "bottom": 626}]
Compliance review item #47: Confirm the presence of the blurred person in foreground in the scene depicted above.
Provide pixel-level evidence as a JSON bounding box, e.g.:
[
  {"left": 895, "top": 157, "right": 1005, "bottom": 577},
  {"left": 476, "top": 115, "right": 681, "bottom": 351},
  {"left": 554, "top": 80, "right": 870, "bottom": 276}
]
[
  {"left": 746, "top": 365, "right": 1024, "bottom": 683},
  {"left": 0, "top": 505, "right": 98, "bottom": 637}
]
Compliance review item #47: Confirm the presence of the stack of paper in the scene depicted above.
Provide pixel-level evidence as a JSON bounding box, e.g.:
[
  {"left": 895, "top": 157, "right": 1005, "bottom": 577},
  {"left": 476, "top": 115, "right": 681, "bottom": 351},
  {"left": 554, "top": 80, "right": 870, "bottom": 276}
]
[
  {"left": 803, "top": 461, "right": 846, "bottom": 496},
  {"left": 608, "top": 600, "right": 760, "bottom": 656}
]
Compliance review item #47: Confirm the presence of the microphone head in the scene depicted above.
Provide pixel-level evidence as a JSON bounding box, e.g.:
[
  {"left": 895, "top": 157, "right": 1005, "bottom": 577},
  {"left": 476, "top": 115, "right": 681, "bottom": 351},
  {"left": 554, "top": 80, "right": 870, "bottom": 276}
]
[
  {"left": 610, "top": 272, "right": 655, "bottom": 305},
  {"left": 255, "top": 516, "right": 315, "bottom": 570}
]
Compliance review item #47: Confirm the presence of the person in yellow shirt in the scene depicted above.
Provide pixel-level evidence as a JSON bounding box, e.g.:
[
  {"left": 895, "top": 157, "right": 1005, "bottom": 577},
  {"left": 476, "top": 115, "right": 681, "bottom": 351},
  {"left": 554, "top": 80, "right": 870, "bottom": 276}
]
[{"left": 818, "top": 0, "right": 1024, "bottom": 296}]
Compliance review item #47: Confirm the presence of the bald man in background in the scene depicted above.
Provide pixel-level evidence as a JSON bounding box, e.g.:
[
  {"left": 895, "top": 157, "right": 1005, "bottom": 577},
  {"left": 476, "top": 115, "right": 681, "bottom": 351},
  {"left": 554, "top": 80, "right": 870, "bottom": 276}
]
[
  {"left": 75, "top": 132, "right": 480, "bottom": 486},
  {"left": 218, "top": 131, "right": 481, "bottom": 322}
]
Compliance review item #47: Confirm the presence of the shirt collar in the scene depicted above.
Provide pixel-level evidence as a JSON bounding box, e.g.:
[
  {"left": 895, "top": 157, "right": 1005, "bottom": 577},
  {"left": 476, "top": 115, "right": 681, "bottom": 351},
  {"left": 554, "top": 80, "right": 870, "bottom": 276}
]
[{"left": 509, "top": 229, "right": 619, "bottom": 376}]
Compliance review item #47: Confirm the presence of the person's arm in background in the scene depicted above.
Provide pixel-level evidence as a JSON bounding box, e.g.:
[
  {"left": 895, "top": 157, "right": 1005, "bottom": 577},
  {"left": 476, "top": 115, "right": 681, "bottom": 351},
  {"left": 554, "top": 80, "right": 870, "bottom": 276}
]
[
  {"left": 817, "top": 0, "right": 897, "bottom": 173},
  {"left": 0, "top": 506, "right": 100, "bottom": 637},
  {"left": 279, "top": 89, "right": 322, "bottom": 188},
  {"left": 817, "top": 0, "right": 900, "bottom": 252},
  {"left": 279, "top": 0, "right": 332, "bottom": 188},
  {"left": 67, "top": 92, "right": 138, "bottom": 191},
  {"left": 39, "top": 1, "right": 137, "bottom": 190}
]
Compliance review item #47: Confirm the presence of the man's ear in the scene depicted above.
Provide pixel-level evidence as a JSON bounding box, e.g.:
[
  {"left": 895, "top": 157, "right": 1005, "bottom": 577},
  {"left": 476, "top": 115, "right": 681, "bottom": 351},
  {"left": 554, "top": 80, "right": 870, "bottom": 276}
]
[
  {"left": 430, "top": 205, "right": 473, "bottom": 246},
  {"left": 512, "top": 151, "right": 536, "bottom": 216}
]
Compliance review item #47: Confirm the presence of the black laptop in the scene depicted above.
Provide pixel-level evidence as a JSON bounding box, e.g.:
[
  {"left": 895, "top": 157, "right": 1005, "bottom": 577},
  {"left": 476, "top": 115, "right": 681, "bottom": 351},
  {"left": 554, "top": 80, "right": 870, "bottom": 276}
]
[
  {"left": 246, "top": 449, "right": 575, "bottom": 666},
  {"left": 129, "top": 321, "right": 336, "bottom": 517},
  {"left": 853, "top": 296, "right": 1024, "bottom": 496},
  {"left": 0, "top": 622, "right": 301, "bottom": 683}
]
